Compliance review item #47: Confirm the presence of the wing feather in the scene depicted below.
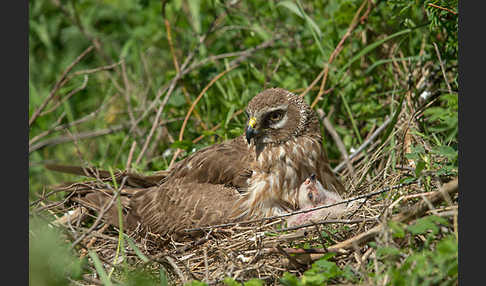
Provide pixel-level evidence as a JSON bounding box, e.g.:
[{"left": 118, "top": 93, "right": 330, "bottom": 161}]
[{"left": 166, "top": 135, "right": 253, "bottom": 188}]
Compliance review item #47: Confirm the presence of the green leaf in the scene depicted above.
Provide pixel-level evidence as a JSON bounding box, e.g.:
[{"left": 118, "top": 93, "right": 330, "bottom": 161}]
[
  {"left": 29, "top": 218, "right": 86, "bottom": 286},
  {"left": 185, "top": 280, "right": 208, "bottom": 286},
  {"left": 431, "top": 145, "right": 457, "bottom": 161},
  {"left": 376, "top": 246, "right": 401, "bottom": 260},
  {"left": 187, "top": 0, "right": 201, "bottom": 34},
  {"left": 251, "top": 23, "right": 271, "bottom": 41},
  {"left": 301, "top": 274, "right": 326, "bottom": 285},
  {"left": 279, "top": 272, "right": 300, "bottom": 286},
  {"left": 400, "top": 177, "right": 417, "bottom": 184},
  {"left": 407, "top": 215, "right": 448, "bottom": 235},
  {"left": 170, "top": 140, "right": 194, "bottom": 151},
  {"left": 124, "top": 234, "right": 149, "bottom": 263},
  {"left": 223, "top": 277, "right": 241, "bottom": 286},
  {"left": 381, "top": 90, "right": 406, "bottom": 144},
  {"left": 296, "top": 0, "right": 322, "bottom": 39},
  {"left": 249, "top": 63, "right": 265, "bottom": 84},
  {"left": 168, "top": 93, "right": 188, "bottom": 107},
  {"left": 160, "top": 267, "right": 168, "bottom": 286},
  {"left": 336, "top": 28, "right": 414, "bottom": 81},
  {"left": 415, "top": 159, "right": 426, "bottom": 177},
  {"left": 244, "top": 278, "right": 264, "bottom": 286},
  {"left": 388, "top": 221, "right": 406, "bottom": 238},
  {"left": 277, "top": 0, "right": 324, "bottom": 56},
  {"left": 88, "top": 251, "right": 113, "bottom": 286},
  {"left": 277, "top": 1, "right": 304, "bottom": 19}
]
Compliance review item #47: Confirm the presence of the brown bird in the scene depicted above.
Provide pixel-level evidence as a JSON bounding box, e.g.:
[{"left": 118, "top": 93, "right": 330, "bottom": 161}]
[{"left": 50, "top": 88, "right": 346, "bottom": 237}]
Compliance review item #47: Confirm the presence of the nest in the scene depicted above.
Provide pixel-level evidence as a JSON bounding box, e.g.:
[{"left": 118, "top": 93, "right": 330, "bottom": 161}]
[{"left": 32, "top": 111, "right": 458, "bottom": 285}]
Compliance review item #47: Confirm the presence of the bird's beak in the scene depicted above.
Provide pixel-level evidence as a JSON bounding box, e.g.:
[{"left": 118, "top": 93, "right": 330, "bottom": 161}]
[
  {"left": 310, "top": 173, "right": 317, "bottom": 182},
  {"left": 246, "top": 117, "right": 259, "bottom": 145},
  {"left": 304, "top": 174, "right": 316, "bottom": 185}
]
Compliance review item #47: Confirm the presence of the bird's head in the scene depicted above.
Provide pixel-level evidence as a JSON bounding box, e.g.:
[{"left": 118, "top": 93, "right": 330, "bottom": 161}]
[
  {"left": 298, "top": 173, "right": 326, "bottom": 207},
  {"left": 245, "top": 88, "right": 318, "bottom": 145}
]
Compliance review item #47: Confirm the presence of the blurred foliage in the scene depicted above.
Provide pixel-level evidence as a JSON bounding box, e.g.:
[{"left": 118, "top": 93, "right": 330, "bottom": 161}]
[
  {"left": 372, "top": 217, "right": 457, "bottom": 285},
  {"left": 29, "top": 217, "right": 85, "bottom": 286},
  {"left": 280, "top": 253, "right": 357, "bottom": 285},
  {"left": 29, "top": 0, "right": 458, "bottom": 284}
]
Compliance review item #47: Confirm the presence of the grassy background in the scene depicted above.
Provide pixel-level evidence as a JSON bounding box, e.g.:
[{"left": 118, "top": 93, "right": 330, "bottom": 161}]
[{"left": 29, "top": 0, "right": 458, "bottom": 285}]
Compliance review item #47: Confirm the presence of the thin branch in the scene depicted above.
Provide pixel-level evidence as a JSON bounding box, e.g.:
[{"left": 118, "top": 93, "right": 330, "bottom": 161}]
[
  {"left": 125, "top": 141, "right": 137, "bottom": 171},
  {"left": 433, "top": 42, "right": 453, "bottom": 94},
  {"left": 313, "top": 0, "right": 369, "bottom": 107},
  {"left": 131, "top": 32, "right": 203, "bottom": 166},
  {"left": 305, "top": 0, "right": 372, "bottom": 108},
  {"left": 192, "top": 109, "right": 245, "bottom": 144},
  {"left": 164, "top": 256, "right": 187, "bottom": 284},
  {"left": 183, "top": 179, "right": 418, "bottom": 232},
  {"left": 29, "top": 45, "right": 94, "bottom": 127},
  {"left": 318, "top": 109, "right": 355, "bottom": 176},
  {"left": 308, "top": 178, "right": 458, "bottom": 260},
  {"left": 184, "top": 36, "right": 279, "bottom": 75},
  {"left": 29, "top": 94, "right": 118, "bottom": 148},
  {"left": 40, "top": 75, "right": 89, "bottom": 116},
  {"left": 333, "top": 116, "right": 392, "bottom": 173},
  {"left": 70, "top": 176, "right": 128, "bottom": 249},
  {"left": 427, "top": 3, "right": 457, "bottom": 15},
  {"left": 164, "top": 39, "right": 276, "bottom": 166},
  {"left": 29, "top": 124, "right": 126, "bottom": 153},
  {"left": 275, "top": 218, "right": 372, "bottom": 233},
  {"left": 29, "top": 112, "right": 67, "bottom": 147},
  {"left": 276, "top": 245, "right": 306, "bottom": 268},
  {"left": 127, "top": 5, "right": 231, "bottom": 161},
  {"left": 168, "top": 66, "right": 237, "bottom": 167},
  {"left": 69, "top": 60, "right": 123, "bottom": 78},
  {"left": 165, "top": 18, "right": 208, "bottom": 131}
]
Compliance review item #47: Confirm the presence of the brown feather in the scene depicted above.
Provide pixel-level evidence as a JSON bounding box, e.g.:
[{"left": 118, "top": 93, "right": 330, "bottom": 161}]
[
  {"left": 165, "top": 136, "right": 254, "bottom": 189},
  {"left": 74, "top": 181, "right": 244, "bottom": 238}
]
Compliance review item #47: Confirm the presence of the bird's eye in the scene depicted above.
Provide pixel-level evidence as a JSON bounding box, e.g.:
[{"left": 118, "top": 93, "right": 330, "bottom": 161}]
[
  {"left": 269, "top": 111, "right": 283, "bottom": 121},
  {"left": 307, "top": 192, "right": 313, "bottom": 201}
]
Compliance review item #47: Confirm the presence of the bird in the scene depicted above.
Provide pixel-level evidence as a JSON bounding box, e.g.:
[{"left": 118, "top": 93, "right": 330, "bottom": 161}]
[
  {"left": 49, "top": 87, "right": 346, "bottom": 238},
  {"left": 286, "top": 173, "right": 346, "bottom": 227},
  {"left": 131, "top": 88, "right": 346, "bottom": 222}
]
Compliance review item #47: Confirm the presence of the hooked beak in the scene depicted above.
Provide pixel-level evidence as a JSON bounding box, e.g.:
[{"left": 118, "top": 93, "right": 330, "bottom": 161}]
[
  {"left": 310, "top": 173, "right": 317, "bottom": 182},
  {"left": 245, "top": 117, "right": 259, "bottom": 145},
  {"left": 304, "top": 173, "right": 317, "bottom": 185}
]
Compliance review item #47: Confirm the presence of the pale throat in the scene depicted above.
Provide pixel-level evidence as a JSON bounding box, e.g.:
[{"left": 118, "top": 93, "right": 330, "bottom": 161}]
[{"left": 245, "top": 136, "right": 324, "bottom": 216}]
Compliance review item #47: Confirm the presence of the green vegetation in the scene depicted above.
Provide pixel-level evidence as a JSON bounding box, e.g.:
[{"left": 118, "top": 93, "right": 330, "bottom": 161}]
[
  {"left": 29, "top": 0, "right": 458, "bottom": 284},
  {"left": 29, "top": 218, "right": 85, "bottom": 286}
]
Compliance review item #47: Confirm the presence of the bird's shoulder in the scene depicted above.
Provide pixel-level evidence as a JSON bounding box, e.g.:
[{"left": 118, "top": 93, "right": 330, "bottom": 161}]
[{"left": 166, "top": 135, "right": 254, "bottom": 188}]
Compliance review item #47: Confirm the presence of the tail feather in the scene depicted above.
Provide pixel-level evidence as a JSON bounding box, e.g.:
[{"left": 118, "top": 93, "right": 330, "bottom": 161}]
[{"left": 75, "top": 190, "right": 142, "bottom": 230}]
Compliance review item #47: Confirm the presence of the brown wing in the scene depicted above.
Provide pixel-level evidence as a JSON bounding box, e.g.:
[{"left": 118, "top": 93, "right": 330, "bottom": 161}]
[
  {"left": 76, "top": 187, "right": 141, "bottom": 227},
  {"left": 128, "top": 181, "right": 244, "bottom": 237},
  {"left": 72, "top": 179, "right": 244, "bottom": 238},
  {"left": 166, "top": 135, "right": 254, "bottom": 188}
]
